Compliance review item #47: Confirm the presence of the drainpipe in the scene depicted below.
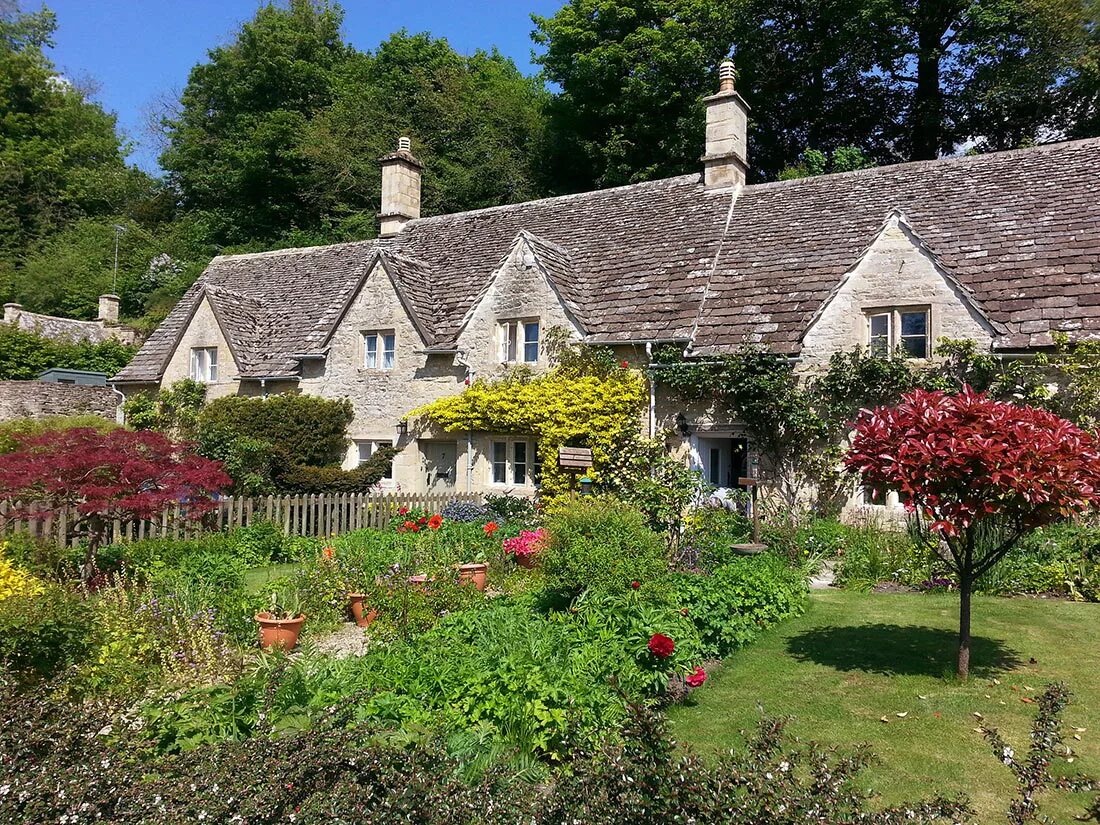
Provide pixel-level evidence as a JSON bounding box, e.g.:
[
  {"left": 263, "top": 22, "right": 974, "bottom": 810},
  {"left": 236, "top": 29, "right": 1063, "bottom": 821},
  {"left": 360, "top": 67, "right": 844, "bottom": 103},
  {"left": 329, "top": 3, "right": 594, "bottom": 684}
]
[
  {"left": 455, "top": 349, "right": 474, "bottom": 493},
  {"left": 260, "top": 378, "right": 267, "bottom": 398},
  {"left": 109, "top": 382, "right": 126, "bottom": 425},
  {"left": 646, "top": 342, "right": 656, "bottom": 439}
]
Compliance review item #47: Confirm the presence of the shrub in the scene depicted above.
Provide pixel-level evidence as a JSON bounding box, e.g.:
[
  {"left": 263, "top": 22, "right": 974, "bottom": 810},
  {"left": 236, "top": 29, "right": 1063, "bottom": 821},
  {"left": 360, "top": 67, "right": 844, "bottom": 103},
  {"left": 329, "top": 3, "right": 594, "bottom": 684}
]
[
  {"left": 275, "top": 446, "right": 397, "bottom": 492},
  {"left": 0, "top": 322, "right": 137, "bottom": 381},
  {"left": 198, "top": 393, "right": 354, "bottom": 467},
  {"left": 677, "top": 502, "right": 752, "bottom": 571},
  {"left": 833, "top": 523, "right": 930, "bottom": 591},
  {"left": 441, "top": 499, "right": 490, "bottom": 522},
  {"left": 669, "top": 554, "right": 808, "bottom": 658},
  {"left": 542, "top": 498, "right": 668, "bottom": 597},
  {"left": 484, "top": 492, "right": 537, "bottom": 525},
  {"left": 0, "top": 585, "right": 90, "bottom": 681},
  {"left": 0, "top": 413, "right": 118, "bottom": 454},
  {"left": 0, "top": 542, "right": 43, "bottom": 601}
]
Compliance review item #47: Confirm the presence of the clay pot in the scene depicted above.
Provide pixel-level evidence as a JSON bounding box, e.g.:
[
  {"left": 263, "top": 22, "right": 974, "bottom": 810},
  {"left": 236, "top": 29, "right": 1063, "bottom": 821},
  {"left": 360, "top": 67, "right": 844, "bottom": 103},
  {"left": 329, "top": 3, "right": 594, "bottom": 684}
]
[
  {"left": 255, "top": 612, "right": 306, "bottom": 651},
  {"left": 515, "top": 553, "right": 537, "bottom": 570},
  {"left": 347, "top": 594, "right": 379, "bottom": 628},
  {"left": 407, "top": 574, "right": 429, "bottom": 586},
  {"left": 458, "top": 562, "right": 488, "bottom": 592}
]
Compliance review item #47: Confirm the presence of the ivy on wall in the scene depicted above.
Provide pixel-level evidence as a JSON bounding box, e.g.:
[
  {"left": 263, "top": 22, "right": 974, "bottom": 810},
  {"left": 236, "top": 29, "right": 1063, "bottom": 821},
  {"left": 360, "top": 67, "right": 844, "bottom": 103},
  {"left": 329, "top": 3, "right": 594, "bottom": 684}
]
[{"left": 408, "top": 363, "right": 647, "bottom": 498}]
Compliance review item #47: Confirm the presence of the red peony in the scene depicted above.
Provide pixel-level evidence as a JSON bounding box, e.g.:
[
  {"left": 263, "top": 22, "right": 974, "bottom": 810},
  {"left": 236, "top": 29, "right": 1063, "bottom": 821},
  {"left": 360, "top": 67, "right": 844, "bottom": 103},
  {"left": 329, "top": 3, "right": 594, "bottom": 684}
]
[
  {"left": 483, "top": 521, "right": 499, "bottom": 536},
  {"left": 418, "top": 516, "right": 427, "bottom": 525},
  {"left": 428, "top": 514, "right": 444, "bottom": 530},
  {"left": 647, "top": 633, "right": 675, "bottom": 658},
  {"left": 630, "top": 580, "right": 640, "bottom": 590},
  {"left": 686, "top": 666, "right": 708, "bottom": 688},
  {"left": 403, "top": 520, "right": 417, "bottom": 531},
  {"left": 398, "top": 507, "right": 409, "bottom": 516},
  {"left": 620, "top": 360, "right": 629, "bottom": 368}
]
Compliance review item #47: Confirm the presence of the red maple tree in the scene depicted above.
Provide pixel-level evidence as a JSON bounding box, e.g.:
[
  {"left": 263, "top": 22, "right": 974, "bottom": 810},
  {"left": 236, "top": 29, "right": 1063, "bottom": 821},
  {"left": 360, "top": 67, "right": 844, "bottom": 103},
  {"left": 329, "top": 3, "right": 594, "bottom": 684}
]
[
  {"left": 0, "top": 428, "right": 229, "bottom": 573},
  {"left": 845, "top": 387, "right": 1100, "bottom": 677}
]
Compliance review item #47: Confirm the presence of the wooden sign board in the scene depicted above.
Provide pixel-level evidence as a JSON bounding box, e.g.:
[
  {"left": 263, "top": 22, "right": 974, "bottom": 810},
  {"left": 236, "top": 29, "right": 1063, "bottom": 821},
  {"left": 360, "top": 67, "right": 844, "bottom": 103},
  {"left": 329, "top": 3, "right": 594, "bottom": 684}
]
[{"left": 558, "top": 446, "right": 593, "bottom": 470}]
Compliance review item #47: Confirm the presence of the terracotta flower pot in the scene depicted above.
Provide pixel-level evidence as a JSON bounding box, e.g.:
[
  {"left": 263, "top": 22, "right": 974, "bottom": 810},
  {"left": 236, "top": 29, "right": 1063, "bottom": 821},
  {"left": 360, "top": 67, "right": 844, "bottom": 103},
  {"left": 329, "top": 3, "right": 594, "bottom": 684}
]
[
  {"left": 347, "top": 594, "right": 379, "bottom": 628},
  {"left": 407, "top": 574, "right": 429, "bottom": 586},
  {"left": 458, "top": 562, "right": 489, "bottom": 591},
  {"left": 255, "top": 612, "right": 306, "bottom": 651},
  {"left": 515, "top": 553, "right": 537, "bottom": 569}
]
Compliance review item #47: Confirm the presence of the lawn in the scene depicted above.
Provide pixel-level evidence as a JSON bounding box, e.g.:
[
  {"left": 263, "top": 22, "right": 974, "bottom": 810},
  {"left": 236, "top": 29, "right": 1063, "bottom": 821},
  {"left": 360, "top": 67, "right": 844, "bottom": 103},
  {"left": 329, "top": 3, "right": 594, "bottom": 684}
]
[{"left": 670, "top": 589, "right": 1100, "bottom": 822}]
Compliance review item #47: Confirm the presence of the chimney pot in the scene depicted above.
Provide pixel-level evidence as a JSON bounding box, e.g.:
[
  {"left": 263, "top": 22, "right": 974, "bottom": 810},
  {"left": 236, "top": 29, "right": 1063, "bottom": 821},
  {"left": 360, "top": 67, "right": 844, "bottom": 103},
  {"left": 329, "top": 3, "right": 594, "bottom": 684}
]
[
  {"left": 701, "top": 59, "right": 750, "bottom": 188},
  {"left": 98, "top": 294, "right": 120, "bottom": 325},
  {"left": 379, "top": 137, "right": 423, "bottom": 237},
  {"left": 3, "top": 302, "right": 22, "bottom": 324}
]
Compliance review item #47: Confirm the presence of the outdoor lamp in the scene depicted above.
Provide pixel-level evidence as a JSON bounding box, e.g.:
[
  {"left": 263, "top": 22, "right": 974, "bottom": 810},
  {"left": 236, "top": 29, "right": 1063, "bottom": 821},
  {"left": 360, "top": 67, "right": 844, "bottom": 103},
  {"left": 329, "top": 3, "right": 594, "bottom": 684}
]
[{"left": 578, "top": 476, "right": 594, "bottom": 496}]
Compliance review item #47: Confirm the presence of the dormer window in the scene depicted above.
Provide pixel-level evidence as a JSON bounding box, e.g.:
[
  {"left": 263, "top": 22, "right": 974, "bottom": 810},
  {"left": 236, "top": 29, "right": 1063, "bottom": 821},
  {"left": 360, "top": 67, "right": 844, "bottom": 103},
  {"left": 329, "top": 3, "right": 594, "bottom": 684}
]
[
  {"left": 865, "top": 308, "right": 929, "bottom": 358},
  {"left": 190, "top": 347, "right": 218, "bottom": 382},
  {"left": 363, "top": 331, "right": 396, "bottom": 370},
  {"left": 497, "top": 319, "right": 539, "bottom": 364}
]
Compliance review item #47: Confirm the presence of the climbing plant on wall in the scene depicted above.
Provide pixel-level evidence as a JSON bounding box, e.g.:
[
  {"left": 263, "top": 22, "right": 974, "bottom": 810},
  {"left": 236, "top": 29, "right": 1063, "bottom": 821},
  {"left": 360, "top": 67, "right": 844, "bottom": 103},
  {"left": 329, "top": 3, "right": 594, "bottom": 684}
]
[{"left": 408, "top": 360, "right": 646, "bottom": 499}]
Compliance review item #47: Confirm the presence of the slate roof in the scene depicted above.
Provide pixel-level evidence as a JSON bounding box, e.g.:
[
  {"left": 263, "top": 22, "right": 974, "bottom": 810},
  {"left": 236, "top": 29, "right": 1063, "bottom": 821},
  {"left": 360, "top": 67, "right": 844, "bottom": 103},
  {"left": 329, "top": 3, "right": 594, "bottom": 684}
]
[
  {"left": 8, "top": 310, "right": 127, "bottom": 345},
  {"left": 113, "top": 137, "right": 1100, "bottom": 383}
]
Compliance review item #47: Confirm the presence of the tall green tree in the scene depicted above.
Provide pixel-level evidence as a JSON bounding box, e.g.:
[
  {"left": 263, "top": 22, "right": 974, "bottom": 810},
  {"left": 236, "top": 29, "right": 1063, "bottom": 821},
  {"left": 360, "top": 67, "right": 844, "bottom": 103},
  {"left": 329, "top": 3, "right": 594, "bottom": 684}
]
[
  {"left": 0, "top": 4, "right": 150, "bottom": 277},
  {"left": 870, "top": 0, "right": 1090, "bottom": 158},
  {"left": 159, "top": 0, "right": 352, "bottom": 245},
  {"left": 304, "top": 31, "right": 547, "bottom": 235}
]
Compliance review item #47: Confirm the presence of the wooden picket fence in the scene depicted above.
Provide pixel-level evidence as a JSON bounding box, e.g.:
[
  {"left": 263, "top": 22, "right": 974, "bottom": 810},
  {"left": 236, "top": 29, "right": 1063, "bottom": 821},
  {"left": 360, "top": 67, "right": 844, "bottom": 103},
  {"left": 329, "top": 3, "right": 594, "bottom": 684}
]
[{"left": 0, "top": 491, "right": 483, "bottom": 547}]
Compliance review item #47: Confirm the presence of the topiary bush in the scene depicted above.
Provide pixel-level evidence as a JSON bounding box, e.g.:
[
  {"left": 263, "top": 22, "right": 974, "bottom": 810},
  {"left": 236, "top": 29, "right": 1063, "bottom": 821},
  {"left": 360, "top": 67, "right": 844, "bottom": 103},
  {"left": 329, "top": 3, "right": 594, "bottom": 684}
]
[{"left": 541, "top": 498, "right": 668, "bottom": 597}]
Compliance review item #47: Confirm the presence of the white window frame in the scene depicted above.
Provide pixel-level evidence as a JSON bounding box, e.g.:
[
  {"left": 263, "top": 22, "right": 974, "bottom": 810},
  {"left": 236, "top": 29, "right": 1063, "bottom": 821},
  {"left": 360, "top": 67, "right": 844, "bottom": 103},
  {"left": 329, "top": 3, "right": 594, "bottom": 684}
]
[
  {"left": 497, "top": 319, "right": 540, "bottom": 364},
  {"left": 363, "top": 330, "right": 396, "bottom": 370},
  {"left": 864, "top": 307, "right": 930, "bottom": 359},
  {"left": 356, "top": 439, "right": 394, "bottom": 481},
  {"left": 190, "top": 346, "right": 218, "bottom": 383},
  {"left": 490, "top": 438, "right": 539, "bottom": 487}
]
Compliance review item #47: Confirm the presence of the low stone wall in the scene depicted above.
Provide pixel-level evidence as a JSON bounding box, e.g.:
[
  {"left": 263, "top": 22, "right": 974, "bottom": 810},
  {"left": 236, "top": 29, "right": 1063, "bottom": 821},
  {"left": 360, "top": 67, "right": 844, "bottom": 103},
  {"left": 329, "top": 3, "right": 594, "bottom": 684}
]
[{"left": 0, "top": 380, "right": 118, "bottom": 422}]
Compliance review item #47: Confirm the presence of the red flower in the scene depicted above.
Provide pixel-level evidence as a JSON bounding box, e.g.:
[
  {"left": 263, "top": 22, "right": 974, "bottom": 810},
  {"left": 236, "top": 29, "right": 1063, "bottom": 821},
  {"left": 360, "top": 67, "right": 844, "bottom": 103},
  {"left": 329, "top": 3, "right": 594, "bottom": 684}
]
[
  {"left": 620, "top": 360, "right": 629, "bottom": 368},
  {"left": 483, "top": 521, "right": 499, "bottom": 536},
  {"left": 321, "top": 546, "right": 335, "bottom": 560},
  {"left": 647, "top": 633, "right": 675, "bottom": 658},
  {"left": 398, "top": 507, "right": 409, "bottom": 516},
  {"left": 686, "top": 666, "right": 707, "bottom": 688},
  {"left": 403, "top": 520, "right": 416, "bottom": 531},
  {"left": 428, "top": 514, "right": 444, "bottom": 530},
  {"left": 630, "top": 580, "right": 640, "bottom": 590},
  {"left": 418, "top": 516, "right": 427, "bottom": 525}
]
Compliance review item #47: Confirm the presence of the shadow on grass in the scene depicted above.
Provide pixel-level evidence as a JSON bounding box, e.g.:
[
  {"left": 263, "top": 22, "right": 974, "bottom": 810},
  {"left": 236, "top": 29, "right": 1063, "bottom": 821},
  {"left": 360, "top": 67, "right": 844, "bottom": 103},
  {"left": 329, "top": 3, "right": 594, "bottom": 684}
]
[{"left": 786, "top": 623, "right": 1021, "bottom": 678}]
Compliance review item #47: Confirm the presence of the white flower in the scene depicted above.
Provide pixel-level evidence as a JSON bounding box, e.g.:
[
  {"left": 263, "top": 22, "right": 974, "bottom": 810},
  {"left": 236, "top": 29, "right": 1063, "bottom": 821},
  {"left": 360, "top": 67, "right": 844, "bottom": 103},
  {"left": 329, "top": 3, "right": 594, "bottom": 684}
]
[
  {"left": 0, "top": 784, "right": 9, "bottom": 796},
  {"left": 779, "top": 761, "right": 790, "bottom": 772},
  {"left": 1002, "top": 745, "right": 1015, "bottom": 764}
]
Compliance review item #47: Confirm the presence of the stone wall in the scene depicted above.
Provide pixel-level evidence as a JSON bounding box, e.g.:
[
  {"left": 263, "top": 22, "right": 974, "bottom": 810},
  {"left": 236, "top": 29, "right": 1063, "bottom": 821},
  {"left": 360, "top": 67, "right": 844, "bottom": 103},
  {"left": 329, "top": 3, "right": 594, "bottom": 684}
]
[
  {"left": 0, "top": 381, "right": 118, "bottom": 422},
  {"left": 160, "top": 296, "right": 240, "bottom": 400}
]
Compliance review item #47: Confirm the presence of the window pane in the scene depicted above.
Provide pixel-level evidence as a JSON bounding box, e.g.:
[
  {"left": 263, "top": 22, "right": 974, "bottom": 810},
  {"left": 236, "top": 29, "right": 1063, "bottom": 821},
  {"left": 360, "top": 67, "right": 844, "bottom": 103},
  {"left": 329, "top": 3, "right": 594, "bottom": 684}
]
[
  {"left": 901, "top": 335, "right": 927, "bottom": 358},
  {"left": 190, "top": 349, "right": 199, "bottom": 380},
  {"left": 709, "top": 447, "right": 721, "bottom": 486},
  {"left": 868, "top": 313, "right": 890, "bottom": 356},
  {"left": 364, "top": 334, "right": 377, "bottom": 368},
  {"left": 383, "top": 334, "right": 395, "bottom": 369},
  {"left": 523, "top": 322, "right": 539, "bottom": 363},
  {"left": 900, "top": 312, "right": 926, "bottom": 337},
  {"left": 513, "top": 441, "right": 527, "bottom": 485},
  {"left": 358, "top": 442, "right": 371, "bottom": 465},
  {"left": 207, "top": 348, "right": 218, "bottom": 381},
  {"left": 507, "top": 323, "right": 517, "bottom": 362},
  {"left": 492, "top": 441, "right": 507, "bottom": 483}
]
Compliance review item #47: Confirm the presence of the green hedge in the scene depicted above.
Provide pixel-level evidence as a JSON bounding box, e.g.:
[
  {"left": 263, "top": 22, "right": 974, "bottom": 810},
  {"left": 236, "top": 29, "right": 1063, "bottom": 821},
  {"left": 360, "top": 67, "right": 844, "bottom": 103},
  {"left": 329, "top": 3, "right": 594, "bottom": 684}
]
[{"left": 0, "top": 323, "right": 137, "bottom": 380}]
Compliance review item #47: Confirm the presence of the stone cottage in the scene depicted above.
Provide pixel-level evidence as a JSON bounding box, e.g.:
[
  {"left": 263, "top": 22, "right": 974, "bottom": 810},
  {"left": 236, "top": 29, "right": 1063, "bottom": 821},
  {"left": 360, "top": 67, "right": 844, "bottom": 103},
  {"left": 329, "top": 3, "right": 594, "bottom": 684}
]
[{"left": 112, "top": 61, "right": 1100, "bottom": 508}]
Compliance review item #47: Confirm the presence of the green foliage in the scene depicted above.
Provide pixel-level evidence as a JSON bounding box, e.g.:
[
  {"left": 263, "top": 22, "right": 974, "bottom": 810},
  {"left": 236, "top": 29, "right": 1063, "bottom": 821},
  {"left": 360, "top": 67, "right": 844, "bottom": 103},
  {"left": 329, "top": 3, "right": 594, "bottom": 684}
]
[
  {"left": 0, "top": 413, "right": 117, "bottom": 454},
  {"left": 276, "top": 446, "right": 396, "bottom": 493},
  {"left": 669, "top": 554, "right": 808, "bottom": 658},
  {"left": 677, "top": 502, "right": 752, "bottom": 571},
  {"left": 542, "top": 498, "right": 669, "bottom": 597},
  {"left": 0, "top": 321, "right": 137, "bottom": 379},
  {"left": 123, "top": 378, "right": 206, "bottom": 438},
  {"left": 0, "top": 584, "right": 89, "bottom": 681},
  {"left": 197, "top": 392, "right": 353, "bottom": 467},
  {"left": 832, "top": 522, "right": 932, "bottom": 591},
  {"left": 778, "top": 145, "right": 874, "bottom": 179},
  {"left": 411, "top": 349, "right": 646, "bottom": 499}
]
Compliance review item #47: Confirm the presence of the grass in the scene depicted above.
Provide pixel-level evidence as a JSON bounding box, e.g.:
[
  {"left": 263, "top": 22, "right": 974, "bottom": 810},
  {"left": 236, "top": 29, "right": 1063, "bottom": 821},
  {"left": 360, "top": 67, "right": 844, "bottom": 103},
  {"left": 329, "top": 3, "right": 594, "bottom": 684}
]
[
  {"left": 244, "top": 562, "right": 301, "bottom": 593},
  {"left": 670, "top": 589, "right": 1100, "bottom": 822}
]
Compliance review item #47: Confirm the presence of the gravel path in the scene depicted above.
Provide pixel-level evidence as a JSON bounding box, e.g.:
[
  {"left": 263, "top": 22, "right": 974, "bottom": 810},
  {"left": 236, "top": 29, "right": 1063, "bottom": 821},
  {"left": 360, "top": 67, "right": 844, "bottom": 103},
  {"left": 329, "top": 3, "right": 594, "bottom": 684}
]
[{"left": 809, "top": 559, "right": 837, "bottom": 590}]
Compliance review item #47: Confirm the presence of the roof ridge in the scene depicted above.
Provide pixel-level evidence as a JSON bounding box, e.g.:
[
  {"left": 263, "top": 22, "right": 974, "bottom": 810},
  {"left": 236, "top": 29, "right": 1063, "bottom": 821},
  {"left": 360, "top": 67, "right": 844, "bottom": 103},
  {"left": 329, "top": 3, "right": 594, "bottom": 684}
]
[
  {"left": 212, "top": 238, "right": 378, "bottom": 263},
  {"left": 406, "top": 173, "right": 703, "bottom": 228},
  {"left": 745, "top": 136, "right": 1100, "bottom": 193}
]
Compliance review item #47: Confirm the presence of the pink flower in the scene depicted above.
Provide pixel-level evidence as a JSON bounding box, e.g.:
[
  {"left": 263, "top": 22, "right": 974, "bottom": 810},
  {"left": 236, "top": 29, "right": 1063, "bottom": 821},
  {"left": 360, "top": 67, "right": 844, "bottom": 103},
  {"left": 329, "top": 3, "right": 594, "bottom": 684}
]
[
  {"left": 686, "top": 666, "right": 708, "bottom": 688},
  {"left": 503, "top": 529, "right": 546, "bottom": 558},
  {"left": 647, "top": 633, "right": 675, "bottom": 659}
]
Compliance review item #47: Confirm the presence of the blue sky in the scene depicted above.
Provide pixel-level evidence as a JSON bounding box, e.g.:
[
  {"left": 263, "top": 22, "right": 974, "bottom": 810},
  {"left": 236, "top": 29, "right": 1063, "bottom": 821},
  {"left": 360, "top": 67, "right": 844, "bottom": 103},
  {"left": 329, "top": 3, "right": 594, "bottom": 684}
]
[{"left": 44, "top": 0, "right": 562, "bottom": 173}]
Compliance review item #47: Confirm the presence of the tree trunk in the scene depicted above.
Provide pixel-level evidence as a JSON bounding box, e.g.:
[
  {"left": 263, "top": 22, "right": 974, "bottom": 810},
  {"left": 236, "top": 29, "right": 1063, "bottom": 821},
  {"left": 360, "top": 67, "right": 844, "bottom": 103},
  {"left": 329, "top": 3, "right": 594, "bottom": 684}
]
[
  {"left": 957, "top": 575, "right": 972, "bottom": 679},
  {"left": 911, "top": 28, "right": 943, "bottom": 160}
]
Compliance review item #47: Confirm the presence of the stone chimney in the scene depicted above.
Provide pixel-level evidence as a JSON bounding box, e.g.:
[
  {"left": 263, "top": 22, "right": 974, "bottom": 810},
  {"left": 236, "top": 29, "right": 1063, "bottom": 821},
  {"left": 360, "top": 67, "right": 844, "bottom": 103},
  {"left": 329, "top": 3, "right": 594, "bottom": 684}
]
[
  {"left": 3, "top": 303, "right": 22, "bottom": 324},
  {"left": 98, "top": 294, "right": 120, "bottom": 324},
  {"left": 379, "top": 136, "right": 422, "bottom": 237},
  {"left": 702, "top": 59, "right": 750, "bottom": 188}
]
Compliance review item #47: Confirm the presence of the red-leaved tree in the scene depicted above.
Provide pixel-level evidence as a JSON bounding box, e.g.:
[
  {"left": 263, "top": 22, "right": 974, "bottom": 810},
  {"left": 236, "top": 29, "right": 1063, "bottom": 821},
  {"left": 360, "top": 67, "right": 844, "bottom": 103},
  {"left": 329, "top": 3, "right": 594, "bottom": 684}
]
[
  {"left": 845, "top": 387, "right": 1100, "bottom": 677},
  {"left": 0, "top": 428, "right": 230, "bottom": 574}
]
